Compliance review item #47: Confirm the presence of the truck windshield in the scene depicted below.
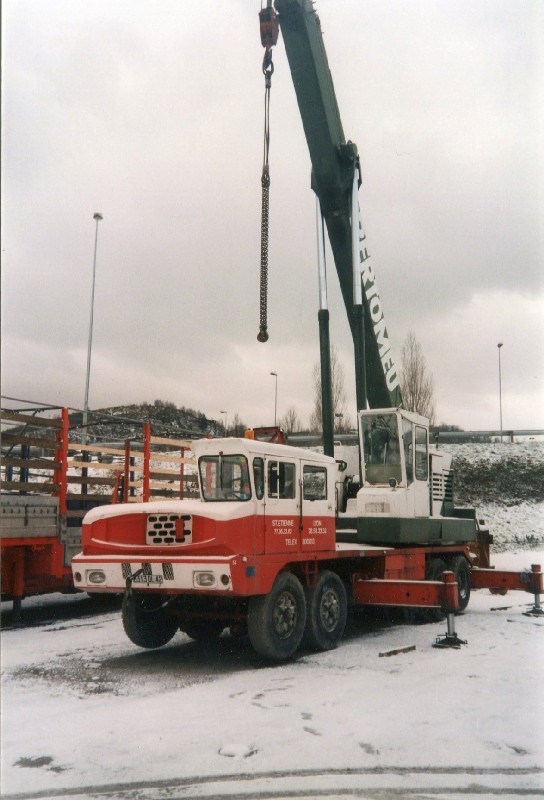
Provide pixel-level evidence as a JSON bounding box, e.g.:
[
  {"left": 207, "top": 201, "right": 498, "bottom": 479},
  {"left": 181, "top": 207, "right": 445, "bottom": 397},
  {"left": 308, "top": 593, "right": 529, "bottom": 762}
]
[
  {"left": 361, "top": 414, "right": 402, "bottom": 484},
  {"left": 198, "top": 455, "right": 251, "bottom": 501}
]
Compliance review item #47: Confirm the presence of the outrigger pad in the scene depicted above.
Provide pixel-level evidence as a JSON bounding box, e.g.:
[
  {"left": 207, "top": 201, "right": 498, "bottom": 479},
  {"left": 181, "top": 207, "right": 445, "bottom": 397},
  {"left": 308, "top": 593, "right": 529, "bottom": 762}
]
[
  {"left": 523, "top": 607, "right": 544, "bottom": 618},
  {"left": 433, "top": 633, "right": 468, "bottom": 650}
]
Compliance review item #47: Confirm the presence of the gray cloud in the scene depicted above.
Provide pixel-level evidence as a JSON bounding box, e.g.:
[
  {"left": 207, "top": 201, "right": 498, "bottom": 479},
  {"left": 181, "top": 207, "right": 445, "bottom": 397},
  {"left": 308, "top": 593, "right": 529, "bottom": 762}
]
[{"left": 2, "top": 0, "right": 542, "bottom": 430}]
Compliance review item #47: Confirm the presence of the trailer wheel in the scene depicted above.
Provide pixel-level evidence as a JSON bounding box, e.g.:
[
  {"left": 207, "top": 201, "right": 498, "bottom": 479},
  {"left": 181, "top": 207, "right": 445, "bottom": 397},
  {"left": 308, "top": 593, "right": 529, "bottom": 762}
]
[
  {"left": 303, "top": 570, "right": 347, "bottom": 651},
  {"left": 181, "top": 620, "right": 225, "bottom": 642},
  {"left": 448, "top": 555, "right": 471, "bottom": 613},
  {"left": 122, "top": 592, "right": 178, "bottom": 649},
  {"left": 422, "top": 558, "right": 448, "bottom": 622},
  {"left": 247, "top": 572, "right": 306, "bottom": 661}
]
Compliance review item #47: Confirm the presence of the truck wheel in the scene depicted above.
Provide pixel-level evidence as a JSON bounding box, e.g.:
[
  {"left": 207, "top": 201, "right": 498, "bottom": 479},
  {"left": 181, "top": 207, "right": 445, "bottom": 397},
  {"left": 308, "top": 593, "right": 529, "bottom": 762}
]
[
  {"left": 448, "top": 555, "right": 471, "bottom": 613},
  {"left": 247, "top": 572, "right": 306, "bottom": 661},
  {"left": 303, "top": 570, "right": 347, "bottom": 651},
  {"left": 422, "top": 558, "right": 448, "bottom": 622},
  {"left": 122, "top": 592, "right": 178, "bottom": 649},
  {"left": 181, "top": 620, "right": 225, "bottom": 642}
]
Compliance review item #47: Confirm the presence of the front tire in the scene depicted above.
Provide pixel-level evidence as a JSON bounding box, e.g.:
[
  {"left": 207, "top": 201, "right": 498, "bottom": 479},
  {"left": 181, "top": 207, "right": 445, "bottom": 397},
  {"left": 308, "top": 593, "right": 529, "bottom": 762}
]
[
  {"left": 122, "top": 592, "right": 178, "bottom": 649},
  {"left": 248, "top": 572, "right": 306, "bottom": 661},
  {"left": 303, "top": 570, "right": 347, "bottom": 651}
]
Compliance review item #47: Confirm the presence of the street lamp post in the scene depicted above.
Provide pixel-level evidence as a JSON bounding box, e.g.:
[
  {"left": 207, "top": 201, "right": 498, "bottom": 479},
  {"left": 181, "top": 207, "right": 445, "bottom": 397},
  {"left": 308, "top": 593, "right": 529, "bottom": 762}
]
[
  {"left": 270, "top": 372, "right": 278, "bottom": 426},
  {"left": 220, "top": 410, "right": 228, "bottom": 436},
  {"left": 497, "top": 342, "right": 503, "bottom": 443},
  {"left": 82, "top": 212, "right": 103, "bottom": 446}
]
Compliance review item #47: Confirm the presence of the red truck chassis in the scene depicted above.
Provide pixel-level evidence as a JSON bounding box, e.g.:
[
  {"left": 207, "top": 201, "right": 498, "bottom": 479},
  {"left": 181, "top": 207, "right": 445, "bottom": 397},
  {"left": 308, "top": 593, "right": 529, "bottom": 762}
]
[{"left": 71, "top": 437, "right": 543, "bottom": 660}]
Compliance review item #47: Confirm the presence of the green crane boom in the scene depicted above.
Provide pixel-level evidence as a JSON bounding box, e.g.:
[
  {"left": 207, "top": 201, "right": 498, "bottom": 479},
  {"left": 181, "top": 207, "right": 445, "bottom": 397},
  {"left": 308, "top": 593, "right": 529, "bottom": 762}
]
[{"left": 274, "top": 0, "right": 403, "bottom": 417}]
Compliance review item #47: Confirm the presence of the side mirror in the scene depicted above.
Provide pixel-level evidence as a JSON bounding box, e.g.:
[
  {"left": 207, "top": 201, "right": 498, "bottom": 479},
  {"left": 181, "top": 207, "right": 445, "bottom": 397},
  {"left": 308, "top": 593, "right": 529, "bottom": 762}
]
[{"left": 388, "top": 478, "right": 397, "bottom": 489}]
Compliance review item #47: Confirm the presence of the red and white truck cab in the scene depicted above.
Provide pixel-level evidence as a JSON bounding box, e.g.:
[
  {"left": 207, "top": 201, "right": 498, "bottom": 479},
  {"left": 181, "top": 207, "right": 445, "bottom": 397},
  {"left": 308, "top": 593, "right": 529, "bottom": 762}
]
[{"left": 72, "top": 436, "right": 338, "bottom": 600}]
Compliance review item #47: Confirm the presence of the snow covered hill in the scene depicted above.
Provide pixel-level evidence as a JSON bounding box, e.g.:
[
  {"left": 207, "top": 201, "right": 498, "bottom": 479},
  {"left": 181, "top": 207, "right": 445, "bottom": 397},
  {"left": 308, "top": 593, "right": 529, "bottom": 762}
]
[{"left": 442, "top": 441, "right": 543, "bottom": 552}]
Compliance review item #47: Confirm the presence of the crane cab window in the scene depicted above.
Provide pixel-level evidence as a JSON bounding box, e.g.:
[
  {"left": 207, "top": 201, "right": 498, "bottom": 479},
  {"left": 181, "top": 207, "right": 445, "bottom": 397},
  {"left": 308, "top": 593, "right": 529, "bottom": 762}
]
[
  {"left": 361, "top": 413, "right": 402, "bottom": 485},
  {"left": 403, "top": 418, "right": 413, "bottom": 485},
  {"left": 414, "top": 426, "right": 428, "bottom": 481},
  {"left": 268, "top": 461, "right": 296, "bottom": 499}
]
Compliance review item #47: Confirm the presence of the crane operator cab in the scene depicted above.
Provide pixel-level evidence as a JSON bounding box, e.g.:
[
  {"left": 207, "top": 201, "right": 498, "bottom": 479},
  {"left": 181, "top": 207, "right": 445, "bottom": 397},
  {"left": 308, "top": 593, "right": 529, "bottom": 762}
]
[
  {"left": 360, "top": 408, "right": 429, "bottom": 518},
  {"left": 353, "top": 408, "right": 476, "bottom": 545}
]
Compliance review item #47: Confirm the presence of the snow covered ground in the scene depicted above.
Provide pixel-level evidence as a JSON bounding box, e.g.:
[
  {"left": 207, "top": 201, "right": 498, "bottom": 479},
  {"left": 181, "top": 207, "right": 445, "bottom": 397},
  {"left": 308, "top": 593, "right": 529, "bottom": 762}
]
[
  {"left": 1, "top": 441, "right": 543, "bottom": 799},
  {"left": 1, "top": 548, "right": 543, "bottom": 800}
]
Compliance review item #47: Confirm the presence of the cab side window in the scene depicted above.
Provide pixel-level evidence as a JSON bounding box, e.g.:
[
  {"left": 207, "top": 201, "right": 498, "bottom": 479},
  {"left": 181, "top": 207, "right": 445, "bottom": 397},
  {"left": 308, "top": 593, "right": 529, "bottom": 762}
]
[
  {"left": 268, "top": 461, "right": 296, "bottom": 499},
  {"left": 303, "top": 465, "right": 327, "bottom": 500},
  {"left": 253, "top": 458, "right": 264, "bottom": 500}
]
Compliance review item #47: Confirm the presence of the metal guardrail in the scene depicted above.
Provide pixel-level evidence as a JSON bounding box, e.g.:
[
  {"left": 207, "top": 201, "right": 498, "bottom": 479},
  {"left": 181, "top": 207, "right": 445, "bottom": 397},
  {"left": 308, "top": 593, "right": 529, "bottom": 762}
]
[
  {"left": 289, "top": 430, "right": 544, "bottom": 446},
  {"left": 435, "top": 430, "right": 544, "bottom": 442}
]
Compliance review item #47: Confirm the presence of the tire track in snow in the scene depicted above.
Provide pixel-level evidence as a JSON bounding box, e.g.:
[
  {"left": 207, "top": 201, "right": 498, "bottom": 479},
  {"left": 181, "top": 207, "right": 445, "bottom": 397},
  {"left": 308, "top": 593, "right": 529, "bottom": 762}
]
[{"left": 3, "top": 766, "right": 543, "bottom": 800}]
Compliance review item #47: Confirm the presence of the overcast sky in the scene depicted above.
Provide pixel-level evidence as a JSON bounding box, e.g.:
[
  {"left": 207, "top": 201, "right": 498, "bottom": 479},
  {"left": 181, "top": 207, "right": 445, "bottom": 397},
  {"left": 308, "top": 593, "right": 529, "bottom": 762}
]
[{"left": 2, "top": 0, "right": 543, "bottom": 431}]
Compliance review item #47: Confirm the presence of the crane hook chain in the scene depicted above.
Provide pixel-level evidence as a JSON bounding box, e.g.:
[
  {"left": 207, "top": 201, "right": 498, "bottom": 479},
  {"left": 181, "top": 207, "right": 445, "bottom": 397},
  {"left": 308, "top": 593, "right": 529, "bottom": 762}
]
[
  {"left": 257, "top": 46, "right": 274, "bottom": 344},
  {"left": 258, "top": 162, "right": 270, "bottom": 343},
  {"left": 257, "top": 0, "right": 279, "bottom": 342},
  {"left": 257, "top": 1, "right": 278, "bottom": 343}
]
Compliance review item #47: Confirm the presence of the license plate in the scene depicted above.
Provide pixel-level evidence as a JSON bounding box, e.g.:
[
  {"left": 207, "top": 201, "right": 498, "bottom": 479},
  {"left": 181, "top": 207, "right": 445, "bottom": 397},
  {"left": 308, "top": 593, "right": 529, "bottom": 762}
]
[{"left": 132, "top": 573, "right": 163, "bottom": 585}]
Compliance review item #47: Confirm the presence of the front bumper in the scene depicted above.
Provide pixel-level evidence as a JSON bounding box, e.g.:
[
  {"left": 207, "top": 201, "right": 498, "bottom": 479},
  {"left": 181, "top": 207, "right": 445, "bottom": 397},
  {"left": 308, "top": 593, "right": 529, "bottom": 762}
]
[{"left": 71, "top": 554, "right": 236, "bottom": 594}]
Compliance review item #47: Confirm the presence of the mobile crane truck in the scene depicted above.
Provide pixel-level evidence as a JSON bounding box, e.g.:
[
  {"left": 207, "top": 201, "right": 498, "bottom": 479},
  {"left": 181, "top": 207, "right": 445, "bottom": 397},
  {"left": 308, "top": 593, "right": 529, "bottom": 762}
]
[{"left": 72, "top": 0, "right": 542, "bottom": 661}]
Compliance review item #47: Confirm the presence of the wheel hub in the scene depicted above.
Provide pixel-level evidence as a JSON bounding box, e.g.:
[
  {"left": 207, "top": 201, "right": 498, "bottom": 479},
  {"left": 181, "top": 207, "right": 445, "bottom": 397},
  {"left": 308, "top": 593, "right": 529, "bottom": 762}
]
[
  {"left": 273, "top": 591, "right": 297, "bottom": 639},
  {"left": 320, "top": 589, "right": 340, "bottom": 632}
]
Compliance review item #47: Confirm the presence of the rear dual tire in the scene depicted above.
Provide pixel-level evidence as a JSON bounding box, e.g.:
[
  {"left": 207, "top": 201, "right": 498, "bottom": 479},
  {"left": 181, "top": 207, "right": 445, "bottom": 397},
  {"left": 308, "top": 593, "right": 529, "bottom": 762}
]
[
  {"left": 248, "top": 572, "right": 306, "bottom": 661},
  {"left": 248, "top": 569, "right": 348, "bottom": 661},
  {"left": 422, "top": 555, "right": 471, "bottom": 622},
  {"left": 448, "top": 554, "right": 471, "bottom": 613},
  {"left": 303, "top": 570, "right": 347, "bottom": 651}
]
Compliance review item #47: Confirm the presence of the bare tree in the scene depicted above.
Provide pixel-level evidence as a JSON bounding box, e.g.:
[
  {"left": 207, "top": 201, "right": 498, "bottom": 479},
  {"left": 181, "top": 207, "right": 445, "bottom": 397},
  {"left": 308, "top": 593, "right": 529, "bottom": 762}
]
[
  {"left": 399, "top": 331, "right": 436, "bottom": 424},
  {"left": 310, "top": 345, "right": 352, "bottom": 433},
  {"left": 230, "top": 412, "right": 246, "bottom": 437},
  {"left": 279, "top": 406, "right": 303, "bottom": 434}
]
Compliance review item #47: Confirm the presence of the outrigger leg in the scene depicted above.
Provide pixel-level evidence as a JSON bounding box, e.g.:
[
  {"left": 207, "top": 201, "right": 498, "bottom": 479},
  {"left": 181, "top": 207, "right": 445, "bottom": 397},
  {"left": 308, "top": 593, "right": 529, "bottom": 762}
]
[
  {"left": 523, "top": 564, "right": 544, "bottom": 618},
  {"left": 433, "top": 610, "right": 468, "bottom": 650},
  {"left": 433, "top": 571, "right": 467, "bottom": 649}
]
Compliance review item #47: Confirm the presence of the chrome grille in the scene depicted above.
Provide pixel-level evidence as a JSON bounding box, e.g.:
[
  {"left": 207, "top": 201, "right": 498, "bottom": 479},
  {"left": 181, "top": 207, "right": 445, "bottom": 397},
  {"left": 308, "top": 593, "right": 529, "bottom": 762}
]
[{"left": 146, "top": 513, "right": 192, "bottom": 545}]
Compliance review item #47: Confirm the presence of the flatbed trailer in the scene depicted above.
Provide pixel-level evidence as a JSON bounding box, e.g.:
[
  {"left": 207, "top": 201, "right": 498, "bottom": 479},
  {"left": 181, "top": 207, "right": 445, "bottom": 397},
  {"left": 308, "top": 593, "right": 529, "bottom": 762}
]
[{"left": 1, "top": 405, "right": 197, "bottom": 619}]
